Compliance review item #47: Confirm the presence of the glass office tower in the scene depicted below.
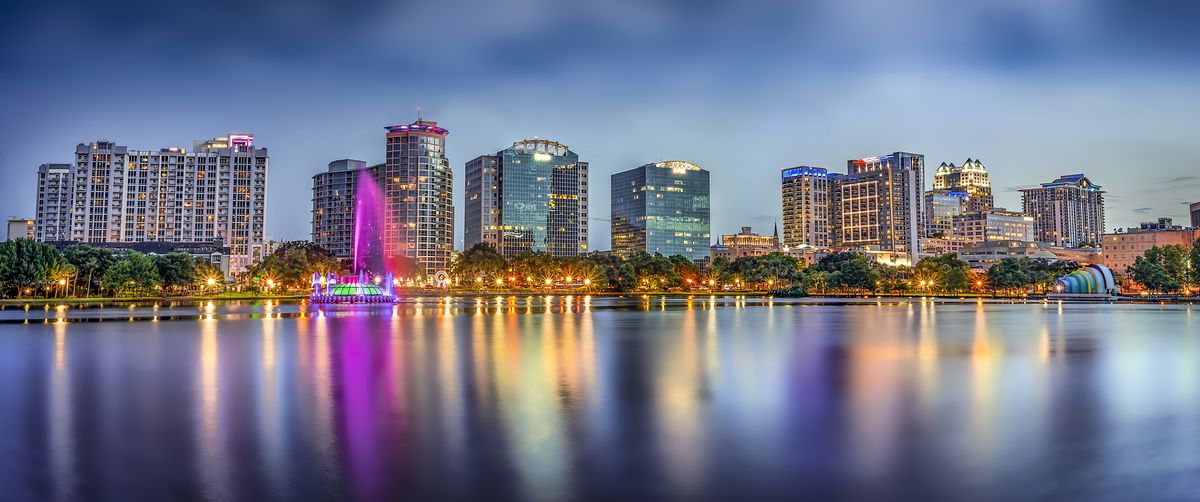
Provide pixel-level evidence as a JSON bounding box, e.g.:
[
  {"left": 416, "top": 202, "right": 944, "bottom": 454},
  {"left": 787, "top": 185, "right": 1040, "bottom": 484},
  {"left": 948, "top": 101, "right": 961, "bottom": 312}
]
[
  {"left": 610, "top": 161, "right": 710, "bottom": 262},
  {"left": 464, "top": 139, "right": 588, "bottom": 257}
]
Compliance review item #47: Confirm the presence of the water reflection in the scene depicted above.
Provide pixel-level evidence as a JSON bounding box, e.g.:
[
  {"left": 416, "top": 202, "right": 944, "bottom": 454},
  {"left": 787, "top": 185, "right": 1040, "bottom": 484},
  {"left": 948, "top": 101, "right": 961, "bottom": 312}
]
[{"left": 2, "top": 301, "right": 1200, "bottom": 500}]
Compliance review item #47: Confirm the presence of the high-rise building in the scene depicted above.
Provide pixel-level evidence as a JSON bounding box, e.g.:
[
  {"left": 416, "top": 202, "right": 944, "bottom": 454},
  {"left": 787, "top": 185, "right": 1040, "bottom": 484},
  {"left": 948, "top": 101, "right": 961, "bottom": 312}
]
[
  {"left": 382, "top": 120, "right": 454, "bottom": 274},
  {"left": 780, "top": 166, "right": 832, "bottom": 248},
  {"left": 311, "top": 159, "right": 379, "bottom": 259},
  {"left": 833, "top": 152, "right": 925, "bottom": 266},
  {"left": 924, "top": 190, "right": 967, "bottom": 237},
  {"left": 933, "top": 158, "right": 993, "bottom": 213},
  {"left": 1191, "top": 202, "right": 1200, "bottom": 228},
  {"left": 55, "top": 134, "right": 267, "bottom": 272},
  {"left": 611, "top": 161, "right": 710, "bottom": 262},
  {"left": 464, "top": 139, "right": 588, "bottom": 257},
  {"left": 5, "top": 218, "right": 35, "bottom": 241},
  {"left": 951, "top": 209, "right": 1035, "bottom": 244},
  {"left": 34, "top": 163, "right": 73, "bottom": 242},
  {"left": 1021, "top": 174, "right": 1105, "bottom": 248}
]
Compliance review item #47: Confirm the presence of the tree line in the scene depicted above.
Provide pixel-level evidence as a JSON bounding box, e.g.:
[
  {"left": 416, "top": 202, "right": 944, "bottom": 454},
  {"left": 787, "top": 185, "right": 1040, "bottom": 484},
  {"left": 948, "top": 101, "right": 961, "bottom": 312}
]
[
  {"left": 1124, "top": 239, "right": 1200, "bottom": 293},
  {"left": 0, "top": 239, "right": 225, "bottom": 298}
]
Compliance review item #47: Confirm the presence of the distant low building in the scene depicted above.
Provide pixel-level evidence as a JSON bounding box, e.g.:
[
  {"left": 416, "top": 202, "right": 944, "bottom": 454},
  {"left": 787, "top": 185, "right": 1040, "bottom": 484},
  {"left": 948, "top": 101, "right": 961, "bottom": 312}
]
[
  {"left": 45, "top": 240, "right": 232, "bottom": 278},
  {"left": 959, "top": 239, "right": 1099, "bottom": 270},
  {"left": 5, "top": 218, "right": 35, "bottom": 241},
  {"left": 1100, "top": 218, "right": 1198, "bottom": 274},
  {"left": 713, "top": 226, "right": 779, "bottom": 260}
]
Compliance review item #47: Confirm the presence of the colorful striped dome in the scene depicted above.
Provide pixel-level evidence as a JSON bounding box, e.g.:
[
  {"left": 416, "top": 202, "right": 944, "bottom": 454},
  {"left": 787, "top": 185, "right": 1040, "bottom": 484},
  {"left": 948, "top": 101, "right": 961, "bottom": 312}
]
[{"left": 1054, "top": 264, "right": 1116, "bottom": 295}]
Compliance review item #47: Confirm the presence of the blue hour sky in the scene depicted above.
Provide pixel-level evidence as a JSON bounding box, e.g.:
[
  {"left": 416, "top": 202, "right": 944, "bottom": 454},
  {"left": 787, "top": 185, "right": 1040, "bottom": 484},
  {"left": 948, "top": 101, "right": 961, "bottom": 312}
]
[{"left": 2, "top": 0, "right": 1198, "bottom": 246}]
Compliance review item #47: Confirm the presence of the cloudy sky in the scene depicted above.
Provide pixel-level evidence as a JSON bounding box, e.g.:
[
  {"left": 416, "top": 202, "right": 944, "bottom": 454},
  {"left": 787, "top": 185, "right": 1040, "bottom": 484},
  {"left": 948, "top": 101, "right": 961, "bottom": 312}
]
[{"left": 2, "top": 0, "right": 1197, "bottom": 246}]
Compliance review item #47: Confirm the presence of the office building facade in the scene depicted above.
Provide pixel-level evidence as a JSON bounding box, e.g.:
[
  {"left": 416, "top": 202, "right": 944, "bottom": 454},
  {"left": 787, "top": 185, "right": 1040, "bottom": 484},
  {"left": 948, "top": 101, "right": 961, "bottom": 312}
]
[
  {"left": 382, "top": 120, "right": 454, "bottom": 274},
  {"left": 951, "top": 209, "right": 1035, "bottom": 244},
  {"left": 50, "top": 134, "right": 267, "bottom": 273},
  {"left": 833, "top": 152, "right": 925, "bottom": 266},
  {"left": 464, "top": 139, "right": 588, "bottom": 257},
  {"left": 311, "top": 159, "right": 380, "bottom": 259},
  {"left": 1021, "top": 174, "right": 1105, "bottom": 248},
  {"left": 924, "top": 190, "right": 967, "bottom": 237},
  {"left": 780, "top": 166, "right": 832, "bottom": 248},
  {"left": 611, "top": 161, "right": 710, "bottom": 262},
  {"left": 932, "top": 158, "right": 994, "bottom": 213},
  {"left": 34, "top": 163, "right": 73, "bottom": 242},
  {"left": 1191, "top": 202, "right": 1200, "bottom": 228}
]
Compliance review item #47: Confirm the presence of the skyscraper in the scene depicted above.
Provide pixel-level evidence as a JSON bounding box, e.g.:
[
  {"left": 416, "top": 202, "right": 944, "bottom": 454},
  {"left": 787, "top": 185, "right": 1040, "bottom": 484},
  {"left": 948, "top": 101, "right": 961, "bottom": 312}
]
[
  {"left": 780, "top": 166, "right": 832, "bottom": 248},
  {"left": 311, "top": 159, "right": 378, "bottom": 259},
  {"left": 932, "top": 158, "right": 994, "bottom": 213},
  {"left": 56, "top": 134, "right": 267, "bottom": 272},
  {"left": 924, "top": 190, "right": 967, "bottom": 237},
  {"left": 833, "top": 152, "right": 925, "bottom": 265},
  {"left": 464, "top": 139, "right": 588, "bottom": 257},
  {"left": 1021, "top": 173, "right": 1105, "bottom": 247},
  {"left": 382, "top": 120, "right": 454, "bottom": 274},
  {"left": 1191, "top": 202, "right": 1200, "bottom": 228},
  {"left": 34, "top": 163, "right": 73, "bottom": 242},
  {"left": 611, "top": 161, "right": 710, "bottom": 262}
]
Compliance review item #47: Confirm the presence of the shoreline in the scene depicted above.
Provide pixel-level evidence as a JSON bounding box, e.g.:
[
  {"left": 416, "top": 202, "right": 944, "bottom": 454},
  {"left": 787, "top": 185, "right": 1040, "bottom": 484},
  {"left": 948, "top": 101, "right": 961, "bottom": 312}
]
[{"left": 2, "top": 291, "right": 1196, "bottom": 307}]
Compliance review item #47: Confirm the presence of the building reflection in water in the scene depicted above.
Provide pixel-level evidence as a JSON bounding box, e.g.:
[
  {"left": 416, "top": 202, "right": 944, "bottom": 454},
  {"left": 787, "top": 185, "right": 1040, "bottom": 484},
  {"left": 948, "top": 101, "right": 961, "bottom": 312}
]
[{"left": 9, "top": 299, "right": 1200, "bottom": 500}]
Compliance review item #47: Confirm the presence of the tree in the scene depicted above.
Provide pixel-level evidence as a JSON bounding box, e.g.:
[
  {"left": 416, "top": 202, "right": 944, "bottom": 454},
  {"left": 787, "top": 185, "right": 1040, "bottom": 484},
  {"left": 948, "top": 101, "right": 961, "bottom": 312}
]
[
  {"left": 986, "top": 258, "right": 1029, "bottom": 292},
  {"left": 811, "top": 252, "right": 878, "bottom": 291},
  {"left": 0, "top": 239, "right": 67, "bottom": 297},
  {"left": 453, "top": 244, "right": 507, "bottom": 284},
  {"left": 247, "top": 241, "right": 342, "bottom": 290},
  {"left": 1129, "top": 245, "right": 1189, "bottom": 293},
  {"left": 63, "top": 245, "right": 115, "bottom": 297},
  {"left": 1191, "top": 238, "right": 1200, "bottom": 288},
  {"left": 154, "top": 253, "right": 197, "bottom": 292},
  {"left": 914, "top": 253, "right": 971, "bottom": 292},
  {"left": 103, "top": 252, "right": 161, "bottom": 296}
]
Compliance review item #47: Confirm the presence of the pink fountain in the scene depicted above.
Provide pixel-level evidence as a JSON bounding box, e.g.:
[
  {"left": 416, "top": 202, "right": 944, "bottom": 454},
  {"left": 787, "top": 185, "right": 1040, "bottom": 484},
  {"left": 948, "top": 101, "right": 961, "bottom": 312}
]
[{"left": 310, "top": 171, "right": 399, "bottom": 304}]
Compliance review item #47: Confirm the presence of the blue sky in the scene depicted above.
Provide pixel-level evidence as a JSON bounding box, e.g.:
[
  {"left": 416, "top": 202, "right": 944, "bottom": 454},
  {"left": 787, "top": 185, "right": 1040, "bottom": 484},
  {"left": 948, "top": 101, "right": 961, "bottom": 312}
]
[{"left": 2, "top": 0, "right": 1198, "bottom": 246}]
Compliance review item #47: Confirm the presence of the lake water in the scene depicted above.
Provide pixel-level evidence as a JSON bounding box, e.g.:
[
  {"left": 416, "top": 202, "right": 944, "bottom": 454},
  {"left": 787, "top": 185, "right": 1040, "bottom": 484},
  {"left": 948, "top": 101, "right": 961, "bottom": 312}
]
[{"left": 1, "top": 297, "right": 1198, "bottom": 501}]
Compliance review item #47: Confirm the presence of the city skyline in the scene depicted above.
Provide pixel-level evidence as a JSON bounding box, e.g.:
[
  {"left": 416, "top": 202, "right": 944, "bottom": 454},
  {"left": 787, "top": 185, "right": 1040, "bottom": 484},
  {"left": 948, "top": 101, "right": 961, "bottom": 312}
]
[{"left": 2, "top": 1, "right": 1198, "bottom": 247}]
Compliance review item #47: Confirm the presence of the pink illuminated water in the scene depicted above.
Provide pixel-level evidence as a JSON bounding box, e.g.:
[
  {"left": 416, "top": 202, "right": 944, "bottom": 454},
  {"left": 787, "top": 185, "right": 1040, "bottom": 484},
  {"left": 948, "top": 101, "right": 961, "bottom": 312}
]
[{"left": 352, "top": 170, "right": 386, "bottom": 275}]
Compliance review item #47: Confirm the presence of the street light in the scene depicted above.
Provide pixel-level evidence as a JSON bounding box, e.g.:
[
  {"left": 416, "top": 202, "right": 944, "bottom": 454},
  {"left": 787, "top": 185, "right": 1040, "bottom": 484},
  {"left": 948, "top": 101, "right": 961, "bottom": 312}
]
[{"left": 583, "top": 278, "right": 591, "bottom": 286}]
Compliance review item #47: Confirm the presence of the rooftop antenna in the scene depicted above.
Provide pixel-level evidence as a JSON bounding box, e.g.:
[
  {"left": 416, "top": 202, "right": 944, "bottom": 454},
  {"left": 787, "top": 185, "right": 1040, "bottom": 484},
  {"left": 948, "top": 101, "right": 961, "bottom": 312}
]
[{"left": 416, "top": 105, "right": 422, "bottom": 122}]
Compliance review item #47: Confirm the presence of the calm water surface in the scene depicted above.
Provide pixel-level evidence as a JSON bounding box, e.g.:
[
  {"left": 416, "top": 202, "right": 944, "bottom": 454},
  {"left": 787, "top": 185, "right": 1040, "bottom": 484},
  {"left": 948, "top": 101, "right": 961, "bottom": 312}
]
[{"left": 1, "top": 297, "right": 1198, "bottom": 501}]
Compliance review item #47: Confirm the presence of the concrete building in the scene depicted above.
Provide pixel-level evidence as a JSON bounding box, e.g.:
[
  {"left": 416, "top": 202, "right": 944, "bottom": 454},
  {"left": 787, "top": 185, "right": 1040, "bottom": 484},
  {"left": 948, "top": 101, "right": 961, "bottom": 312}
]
[
  {"left": 1101, "top": 218, "right": 1198, "bottom": 274},
  {"left": 932, "top": 158, "right": 994, "bottom": 213},
  {"left": 311, "top": 159, "right": 378, "bottom": 259},
  {"left": 464, "top": 139, "right": 588, "bottom": 257},
  {"left": 5, "top": 218, "right": 35, "bottom": 241},
  {"left": 611, "top": 161, "right": 711, "bottom": 262},
  {"left": 951, "top": 209, "right": 1035, "bottom": 244},
  {"left": 1191, "top": 202, "right": 1200, "bottom": 228},
  {"left": 54, "top": 134, "right": 267, "bottom": 273},
  {"left": 833, "top": 152, "right": 925, "bottom": 266},
  {"left": 34, "top": 163, "right": 73, "bottom": 242},
  {"left": 712, "top": 226, "right": 779, "bottom": 260},
  {"left": 1021, "top": 174, "right": 1105, "bottom": 248},
  {"left": 780, "top": 166, "right": 832, "bottom": 248},
  {"left": 924, "top": 190, "right": 967, "bottom": 237},
  {"left": 382, "top": 120, "right": 454, "bottom": 274}
]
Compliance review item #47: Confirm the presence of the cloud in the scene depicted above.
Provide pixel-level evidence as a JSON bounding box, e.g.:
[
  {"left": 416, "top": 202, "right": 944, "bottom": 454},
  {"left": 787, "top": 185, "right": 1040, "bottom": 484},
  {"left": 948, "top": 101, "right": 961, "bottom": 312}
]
[
  {"left": 1132, "top": 207, "right": 1153, "bottom": 214},
  {"left": 1163, "top": 176, "right": 1197, "bottom": 183}
]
